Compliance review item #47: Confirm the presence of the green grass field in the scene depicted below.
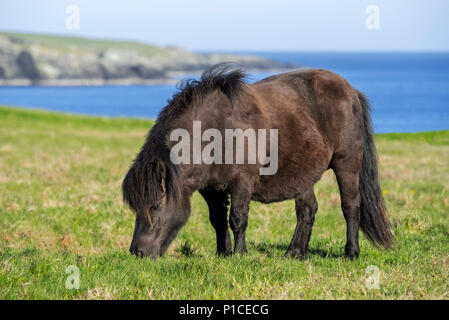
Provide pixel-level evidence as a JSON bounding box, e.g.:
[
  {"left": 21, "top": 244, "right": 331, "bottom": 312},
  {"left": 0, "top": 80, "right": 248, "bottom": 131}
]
[{"left": 0, "top": 106, "right": 448, "bottom": 299}]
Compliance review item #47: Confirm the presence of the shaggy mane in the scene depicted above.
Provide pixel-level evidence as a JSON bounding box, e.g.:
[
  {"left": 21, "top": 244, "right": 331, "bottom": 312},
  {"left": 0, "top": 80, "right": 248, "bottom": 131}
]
[{"left": 158, "top": 63, "right": 247, "bottom": 122}]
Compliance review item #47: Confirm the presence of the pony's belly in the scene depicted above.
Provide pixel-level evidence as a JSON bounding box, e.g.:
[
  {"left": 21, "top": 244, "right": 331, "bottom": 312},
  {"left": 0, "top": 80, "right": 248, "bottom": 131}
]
[
  {"left": 251, "top": 161, "right": 330, "bottom": 203},
  {"left": 251, "top": 176, "right": 316, "bottom": 203},
  {"left": 251, "top": 190, "right": 301, "bottom": 203}
]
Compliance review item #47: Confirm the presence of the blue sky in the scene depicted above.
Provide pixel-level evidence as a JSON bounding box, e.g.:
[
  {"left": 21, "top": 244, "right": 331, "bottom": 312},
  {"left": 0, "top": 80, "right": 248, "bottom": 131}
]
[{"left": 0, "top": 0, "right": 448, "bottom": 51}]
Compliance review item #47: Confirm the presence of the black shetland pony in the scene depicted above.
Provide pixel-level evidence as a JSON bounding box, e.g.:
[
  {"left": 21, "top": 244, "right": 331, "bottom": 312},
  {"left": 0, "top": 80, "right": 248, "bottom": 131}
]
[{"left": 122, "top": 63, "right": 393, "bottom": 259}]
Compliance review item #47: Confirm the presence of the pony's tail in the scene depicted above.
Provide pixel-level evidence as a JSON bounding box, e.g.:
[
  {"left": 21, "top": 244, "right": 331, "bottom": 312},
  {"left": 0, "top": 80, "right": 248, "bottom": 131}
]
[{"left": 358, "top": 91, "right": 394, "bottom": 248}]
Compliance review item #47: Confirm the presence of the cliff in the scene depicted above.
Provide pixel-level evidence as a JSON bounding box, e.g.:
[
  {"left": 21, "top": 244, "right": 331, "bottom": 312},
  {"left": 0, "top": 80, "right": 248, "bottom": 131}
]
[{"left": 0, "top": 32, "right": 290, "bottom": 86}]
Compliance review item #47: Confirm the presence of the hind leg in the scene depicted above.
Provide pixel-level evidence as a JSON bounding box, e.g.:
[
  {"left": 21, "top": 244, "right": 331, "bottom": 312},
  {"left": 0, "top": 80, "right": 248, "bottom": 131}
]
[
  {"left": 200, "top": 188, "right": 232, "bottom": 255},
  {"left": 285, "top": 188, "right": 318, "bottom": 259},
  {"left": 332, "top": 156, "right": 362, "bottom": 259},
  {"left": 229, "top": 186, "right": 251, "bottom": 254}
]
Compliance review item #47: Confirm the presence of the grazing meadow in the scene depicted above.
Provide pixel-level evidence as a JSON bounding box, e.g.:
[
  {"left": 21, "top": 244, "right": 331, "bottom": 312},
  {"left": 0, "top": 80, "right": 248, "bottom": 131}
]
[{"left": 0, "top": 106, "right": 448, "bottom": 299}]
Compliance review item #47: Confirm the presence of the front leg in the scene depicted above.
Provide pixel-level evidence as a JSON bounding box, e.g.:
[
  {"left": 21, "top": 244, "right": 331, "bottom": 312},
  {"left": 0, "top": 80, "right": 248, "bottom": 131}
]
[
  {"left": 229, "top": 185, "right": 252, "bottom": 254},
  {"left": 200, "top": 188, "right": 232, "bottom": 255}
]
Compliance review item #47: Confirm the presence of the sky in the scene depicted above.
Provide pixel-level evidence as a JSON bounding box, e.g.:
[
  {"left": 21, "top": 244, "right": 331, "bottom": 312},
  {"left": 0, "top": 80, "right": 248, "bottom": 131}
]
[{"left": 0, "top": 0, "right": 448, "bottom": 52}]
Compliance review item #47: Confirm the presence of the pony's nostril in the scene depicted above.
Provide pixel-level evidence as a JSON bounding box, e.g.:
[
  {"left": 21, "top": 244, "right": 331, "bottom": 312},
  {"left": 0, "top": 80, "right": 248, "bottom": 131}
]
[{"left": 130, "top": 247, "right": 144, "bottom": 257}]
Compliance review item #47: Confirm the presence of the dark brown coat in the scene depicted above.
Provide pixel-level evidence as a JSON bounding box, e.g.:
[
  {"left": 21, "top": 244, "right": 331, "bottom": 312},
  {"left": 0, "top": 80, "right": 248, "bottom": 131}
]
[{"left": 123, "top": 63, "right": 393, "bottom": 259}]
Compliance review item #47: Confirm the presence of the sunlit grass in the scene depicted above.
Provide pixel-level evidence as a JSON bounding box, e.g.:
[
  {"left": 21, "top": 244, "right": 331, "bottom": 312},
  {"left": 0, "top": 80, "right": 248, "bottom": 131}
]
[{"left": 0, "top": 106, "right": 448, "bottom": 299}]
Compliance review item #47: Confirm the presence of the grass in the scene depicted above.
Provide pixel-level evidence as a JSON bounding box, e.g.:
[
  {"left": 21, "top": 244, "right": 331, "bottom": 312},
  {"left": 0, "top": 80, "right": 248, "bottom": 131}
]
[{"left": 0, "top": 105, "right": 448, "bottom": 299}]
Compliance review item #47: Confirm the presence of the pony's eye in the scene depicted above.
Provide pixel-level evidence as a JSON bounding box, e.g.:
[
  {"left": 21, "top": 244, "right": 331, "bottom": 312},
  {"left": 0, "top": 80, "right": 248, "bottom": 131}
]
[{"left": 150, "top": 205, "right": 159, "bottom": 212}]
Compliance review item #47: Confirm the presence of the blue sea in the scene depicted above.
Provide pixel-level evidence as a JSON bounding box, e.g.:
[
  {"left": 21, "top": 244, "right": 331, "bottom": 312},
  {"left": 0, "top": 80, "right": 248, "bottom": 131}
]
[{"left": 1, "top": 52, "right": 448, "bottom": 133}]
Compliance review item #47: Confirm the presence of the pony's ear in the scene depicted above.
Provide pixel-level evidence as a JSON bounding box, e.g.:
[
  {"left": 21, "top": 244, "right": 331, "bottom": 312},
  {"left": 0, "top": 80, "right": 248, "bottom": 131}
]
[{"left": 150, "top": 158, "right": 166, "bottom": 196}]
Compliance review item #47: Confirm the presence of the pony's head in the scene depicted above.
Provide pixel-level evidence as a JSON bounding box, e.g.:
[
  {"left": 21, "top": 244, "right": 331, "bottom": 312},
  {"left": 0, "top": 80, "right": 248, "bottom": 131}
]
[{"left": 122, "top": 155, "right": 188, "bottom": 258}]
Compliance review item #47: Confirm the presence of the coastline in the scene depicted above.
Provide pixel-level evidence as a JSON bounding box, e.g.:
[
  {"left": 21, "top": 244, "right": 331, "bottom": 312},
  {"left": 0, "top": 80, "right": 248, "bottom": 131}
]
[
  {"left": 0, "top": 67, "right": 294, "bottom": 87},
  {"left": 0, "top": 32, "right": 295, "bottom": 87}
]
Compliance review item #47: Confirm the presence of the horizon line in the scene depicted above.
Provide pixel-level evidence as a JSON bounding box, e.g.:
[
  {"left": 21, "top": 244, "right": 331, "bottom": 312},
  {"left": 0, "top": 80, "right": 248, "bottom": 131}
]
[{"left": 1, "top": 29, "right": 449, "bottom": 54}]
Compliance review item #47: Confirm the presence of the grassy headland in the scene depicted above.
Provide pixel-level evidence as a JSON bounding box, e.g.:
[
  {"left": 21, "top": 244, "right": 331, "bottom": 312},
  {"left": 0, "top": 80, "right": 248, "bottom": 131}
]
[
  {"left": 0, "top": 106, "right": 448, "bottom": 299},
  {"left": 0, "top": 32, "right": 286, "bottom": 86}
]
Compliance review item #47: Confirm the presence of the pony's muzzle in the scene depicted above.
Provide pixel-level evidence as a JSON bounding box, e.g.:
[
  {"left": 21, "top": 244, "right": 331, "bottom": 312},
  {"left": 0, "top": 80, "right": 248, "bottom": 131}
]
[
  {"left": 130, "top": 248, "right": 144, "bottom": 258},
  {"left": 129, "top": 242, "right": 159, "bottom": 259},
  {"left": 129, "top": 243, "right": 143, "bottom": 258}
]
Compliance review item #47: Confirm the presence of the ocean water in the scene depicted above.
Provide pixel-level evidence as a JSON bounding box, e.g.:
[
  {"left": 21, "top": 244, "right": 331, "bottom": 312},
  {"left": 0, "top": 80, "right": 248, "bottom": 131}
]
[{"left": 1, "top": 52, "right": 448, "bottom": 133}]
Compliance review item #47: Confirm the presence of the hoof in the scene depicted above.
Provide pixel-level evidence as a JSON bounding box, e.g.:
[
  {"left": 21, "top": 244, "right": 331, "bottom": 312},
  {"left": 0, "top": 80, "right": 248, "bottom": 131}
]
[
  {"left": 217, "top": 250, "right": 233, "bottom": 257},
  {"left": 345, "top": 245, "right": 360, "bottom": 260},
  {"left": 234, "top": 248, "right": 248, "bottom": 255},
  {"left": 284, "top": 249, "right": 307, "bottom": 260}
]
